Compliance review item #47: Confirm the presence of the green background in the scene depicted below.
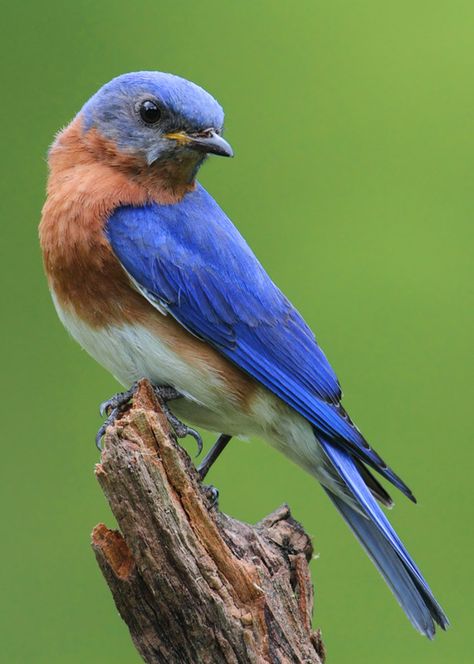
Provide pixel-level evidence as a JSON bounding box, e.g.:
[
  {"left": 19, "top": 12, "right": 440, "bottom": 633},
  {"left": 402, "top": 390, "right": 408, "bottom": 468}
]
[{"left": 1, "top": 2, "right": 472, "bottom": 662}]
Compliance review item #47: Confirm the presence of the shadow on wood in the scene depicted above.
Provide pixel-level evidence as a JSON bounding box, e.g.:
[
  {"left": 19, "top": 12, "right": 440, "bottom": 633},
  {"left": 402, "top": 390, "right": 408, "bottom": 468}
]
[{"left": 91, "top": 380, "right": 325, "bottom": 663}]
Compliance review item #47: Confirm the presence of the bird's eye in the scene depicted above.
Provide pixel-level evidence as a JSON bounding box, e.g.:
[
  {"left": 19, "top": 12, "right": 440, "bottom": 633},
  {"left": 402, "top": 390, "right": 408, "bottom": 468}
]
[{"left": 139, "top": 100, "right": 161, "bottom": 124}]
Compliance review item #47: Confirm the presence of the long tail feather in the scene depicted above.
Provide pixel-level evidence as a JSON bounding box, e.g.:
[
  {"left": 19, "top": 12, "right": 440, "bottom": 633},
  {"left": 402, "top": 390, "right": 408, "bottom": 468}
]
[{"left": 319, "top": 436, "right": 449, "bottom": 637}]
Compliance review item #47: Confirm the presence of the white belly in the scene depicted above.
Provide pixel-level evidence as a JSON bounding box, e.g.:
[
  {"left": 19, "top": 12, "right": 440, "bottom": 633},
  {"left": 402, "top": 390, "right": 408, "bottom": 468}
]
[
  {"left": 52, "top": 293, "right": 262, "bottom": 436},
  {"left": 52, "top": 294, "right": 346, "bottom": 499}
]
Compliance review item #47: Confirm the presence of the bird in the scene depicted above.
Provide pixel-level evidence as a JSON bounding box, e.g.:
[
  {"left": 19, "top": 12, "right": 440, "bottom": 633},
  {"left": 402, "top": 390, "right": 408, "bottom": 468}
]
[{"left": 39, "top": 71, "right": 448, "bottom": 638}]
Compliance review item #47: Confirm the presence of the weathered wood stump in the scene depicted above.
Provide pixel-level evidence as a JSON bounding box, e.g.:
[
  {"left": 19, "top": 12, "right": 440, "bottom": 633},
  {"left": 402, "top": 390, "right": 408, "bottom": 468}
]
[{"left": 91, "top": 380, "right": 325, "bottom": 663}]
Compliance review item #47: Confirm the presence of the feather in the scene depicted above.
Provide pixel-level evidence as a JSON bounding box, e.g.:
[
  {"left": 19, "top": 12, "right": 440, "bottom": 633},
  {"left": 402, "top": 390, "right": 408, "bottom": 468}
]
[
  {"left": 106, "top": 184, "right": 414, "bottom": 500},
  {"left": 319, "top": 436, "right": 449, "bottom": 636}
]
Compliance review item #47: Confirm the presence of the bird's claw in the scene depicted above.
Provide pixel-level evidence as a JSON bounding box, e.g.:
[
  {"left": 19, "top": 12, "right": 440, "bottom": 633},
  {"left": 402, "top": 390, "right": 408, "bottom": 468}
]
[
  {"left": 152, "top": 385, "right": 203, "bottom": 456},
  {"left": 202, "top": 484, "right": 219, "bottom": 509},
  {"left": 187, "top": 427, "right": 204, "bottom": 457},
  {"left": 96, "top": 383, "right": 138, "bottom": 450},
  {"left": 95, "top": 382, "right": 203, "bottom": 457},
  {"left": 99, "top": 383, "right": 138, "bottom": 418},
  {"left": 95, "top": 406, "right": 121, "bottom": 450},
  {"left": 161, "top": 403, "right": 203, "bottom": 456}
]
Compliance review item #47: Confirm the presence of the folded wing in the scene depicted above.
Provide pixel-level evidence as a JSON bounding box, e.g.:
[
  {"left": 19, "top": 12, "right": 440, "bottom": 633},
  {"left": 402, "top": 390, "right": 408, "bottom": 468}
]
[{"left": 106, "top": 183, "right": 413, "bottom": 500}]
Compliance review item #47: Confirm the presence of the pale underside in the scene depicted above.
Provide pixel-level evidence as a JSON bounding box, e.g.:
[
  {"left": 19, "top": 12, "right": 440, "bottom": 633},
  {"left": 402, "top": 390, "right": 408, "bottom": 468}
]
[{"left": 51, "top": 290, "right": 350, "bottom": 502}]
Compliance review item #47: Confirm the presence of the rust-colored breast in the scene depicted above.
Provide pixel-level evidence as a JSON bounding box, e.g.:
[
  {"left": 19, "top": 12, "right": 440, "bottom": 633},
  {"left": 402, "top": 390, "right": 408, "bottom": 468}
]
[
  {"left": 39, "top": 117, "right": 192, "bottom": 328},
  {"left": 39, "top": 117, "right": 257, "bottom": 408}
]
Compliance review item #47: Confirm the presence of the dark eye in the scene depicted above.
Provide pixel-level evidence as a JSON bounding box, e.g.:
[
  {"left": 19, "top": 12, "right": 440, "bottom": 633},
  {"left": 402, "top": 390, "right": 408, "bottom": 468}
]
[{"left": 139, "top": 99, "right": 161, "bottom": 124}]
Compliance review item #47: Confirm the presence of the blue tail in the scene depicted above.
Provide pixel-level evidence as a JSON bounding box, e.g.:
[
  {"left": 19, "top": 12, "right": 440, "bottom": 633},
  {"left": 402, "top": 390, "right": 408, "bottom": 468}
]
[{"left": 319, "top": 436, "right": 449, "bottom": 638}]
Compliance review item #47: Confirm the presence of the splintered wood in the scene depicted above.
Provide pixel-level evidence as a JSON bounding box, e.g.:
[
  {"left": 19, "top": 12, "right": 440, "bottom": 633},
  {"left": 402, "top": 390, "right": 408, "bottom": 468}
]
[{"left": 91, "top": 380, "right": 325, "bottom": 664}]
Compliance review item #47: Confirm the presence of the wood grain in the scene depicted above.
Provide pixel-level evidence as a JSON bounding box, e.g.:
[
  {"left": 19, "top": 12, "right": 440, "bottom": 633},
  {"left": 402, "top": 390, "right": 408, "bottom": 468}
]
[{"left": 92, "top": 380, "right": 325, "bottom": 664}]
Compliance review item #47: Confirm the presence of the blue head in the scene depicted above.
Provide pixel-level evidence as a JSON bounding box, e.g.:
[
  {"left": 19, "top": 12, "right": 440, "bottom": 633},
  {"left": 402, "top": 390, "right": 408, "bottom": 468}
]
[{"left": 80, "top": 71, "right": 232, "bottom": 174}]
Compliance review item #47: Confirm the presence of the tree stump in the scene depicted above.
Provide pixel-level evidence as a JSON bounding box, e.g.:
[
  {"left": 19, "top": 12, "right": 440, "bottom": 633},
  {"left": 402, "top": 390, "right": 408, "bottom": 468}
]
[{"left": 91, "top": 380, "right": 325, "bottom": 664}]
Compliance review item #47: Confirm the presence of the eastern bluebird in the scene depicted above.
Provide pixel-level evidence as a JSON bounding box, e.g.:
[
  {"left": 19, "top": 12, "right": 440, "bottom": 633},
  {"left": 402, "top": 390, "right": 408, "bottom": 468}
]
[{"left": 39, "top": 71, "right": 448, "bottom": 637}]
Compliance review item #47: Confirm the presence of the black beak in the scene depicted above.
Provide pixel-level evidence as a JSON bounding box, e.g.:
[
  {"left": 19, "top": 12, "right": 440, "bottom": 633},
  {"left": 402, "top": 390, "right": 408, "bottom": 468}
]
[
  {"left": 165, "top": 129, "right": 234, "bottom": 157},
  {"left": 188, "top": 129, "right": 234, "bottom": 157}
]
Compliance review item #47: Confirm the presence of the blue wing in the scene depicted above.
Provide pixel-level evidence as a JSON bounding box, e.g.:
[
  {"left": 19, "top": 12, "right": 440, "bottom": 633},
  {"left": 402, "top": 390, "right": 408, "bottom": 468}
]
[
  {"left": 106, "top": 183, "right": 413, "bottom": 500},
  {"left": 106, "top": 184, "right": 450, "bottom": 635}
]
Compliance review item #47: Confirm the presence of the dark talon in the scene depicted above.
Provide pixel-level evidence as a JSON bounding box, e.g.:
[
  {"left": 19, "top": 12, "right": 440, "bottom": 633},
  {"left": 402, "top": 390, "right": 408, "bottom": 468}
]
[
  {"left": 153, "top": 385, "right": 203, "bottom": 456},
  {"left": 95, "top": 405, "right": 121, "bottom": 450},
  {"left": 99, "top": 383, "right": 138, "bottom": 418},
  {"left": 160, "top": 400, "right": 203, "bottom": 456},
  {"left": 96, "top": 383, "right": 138, "bottom": 449},
  {"left": 99, "top": 399, "right": 110, "bottom": 418},
  {"left": 95, "top": 426, "right": 105, "bottom": 451},
  {"left": 202, "top": 484, "right": 219, "bottom": 509},
  {"left": 188, "top": 427, "right": 204, "bottom": 457},
  {"left": 96, "top": 381, "right": 204, "bottom": 457}
]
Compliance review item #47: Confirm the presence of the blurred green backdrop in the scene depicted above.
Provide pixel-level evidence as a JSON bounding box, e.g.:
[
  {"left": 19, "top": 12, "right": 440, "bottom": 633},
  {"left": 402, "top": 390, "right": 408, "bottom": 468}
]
[{"left": 1, "top": 1, "right": 472, "bottom": 662}]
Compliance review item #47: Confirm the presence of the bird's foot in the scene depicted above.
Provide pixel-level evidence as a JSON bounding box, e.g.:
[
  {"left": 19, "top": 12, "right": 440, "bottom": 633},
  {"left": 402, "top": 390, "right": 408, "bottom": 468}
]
[
  {"left": 152, "top": 384, "right": 203, "bottom": 457},
  {"left": 95, "top": 382, "right": 202, "bottom": 455},
  {"left": 96, "top": 382, "right": 139, "bottom": 450},
  {"left": 202, "top": 484, "right": 219, "bottom": 509}
]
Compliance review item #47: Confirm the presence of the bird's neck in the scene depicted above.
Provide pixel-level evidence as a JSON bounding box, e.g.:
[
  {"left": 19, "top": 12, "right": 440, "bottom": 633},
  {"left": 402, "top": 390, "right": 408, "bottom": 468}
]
[
  {"left": 47, "top": 117, "right": 198, "bottom": 203},
  {"left": 39, "top": 117, "right": 198, "bottom": 326}
]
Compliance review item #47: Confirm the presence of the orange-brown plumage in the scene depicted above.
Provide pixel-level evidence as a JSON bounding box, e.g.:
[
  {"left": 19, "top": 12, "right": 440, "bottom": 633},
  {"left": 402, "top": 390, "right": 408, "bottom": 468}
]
[{"left": 39, "top": 115, "right": 256, "bottom": 408}]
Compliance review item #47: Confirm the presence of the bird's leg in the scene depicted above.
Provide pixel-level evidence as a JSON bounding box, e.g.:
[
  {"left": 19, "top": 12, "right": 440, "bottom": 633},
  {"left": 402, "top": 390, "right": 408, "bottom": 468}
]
[
  {"left": 197, "top": 434, "right": 233, "bottom": 480},
  {"left": 95, "top": 382, "right": 203, "bottom": 456},
  {"left": 152, "top": 384, "right": 203, "bottom": 457},
  {"left": 198, "top": 434, "right": 232, "bottom": 509},
  {"left": 96, "top": 382, "right": 139, "bottom": 450}
]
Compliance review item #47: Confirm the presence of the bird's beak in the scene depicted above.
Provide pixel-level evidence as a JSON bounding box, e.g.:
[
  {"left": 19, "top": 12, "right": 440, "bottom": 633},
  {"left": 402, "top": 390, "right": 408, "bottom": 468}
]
[{"left": 164, "top": 129, "right": 234, "bottom": 158}]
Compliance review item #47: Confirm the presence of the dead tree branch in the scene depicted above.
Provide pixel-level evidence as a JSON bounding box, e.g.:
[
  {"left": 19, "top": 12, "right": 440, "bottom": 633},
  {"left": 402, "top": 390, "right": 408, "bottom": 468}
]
[{"left": 91, "top": 379, "right": 325, "bottom": 663}]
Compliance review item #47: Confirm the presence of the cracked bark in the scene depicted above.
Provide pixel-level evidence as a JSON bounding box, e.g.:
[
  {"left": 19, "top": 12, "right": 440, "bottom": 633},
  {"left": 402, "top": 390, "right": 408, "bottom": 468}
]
[{"left": 91, "top": 380, "right": 326, "bottom": 664}]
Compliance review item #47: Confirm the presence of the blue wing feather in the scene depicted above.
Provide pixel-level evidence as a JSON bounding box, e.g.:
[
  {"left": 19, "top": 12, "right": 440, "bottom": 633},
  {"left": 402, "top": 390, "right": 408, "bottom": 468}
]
[
  {"left": 106, "top": 184, "right": 413, "bottom": 499},
  {"left": 104, "top": 174, "right": 449, "bottom": 635}
]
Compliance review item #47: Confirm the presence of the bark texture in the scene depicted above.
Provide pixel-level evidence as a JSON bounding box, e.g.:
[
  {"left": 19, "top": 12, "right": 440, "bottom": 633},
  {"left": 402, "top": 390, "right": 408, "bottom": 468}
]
[{"left": 91, "top": 380, "right": 325, "bottom": 664}]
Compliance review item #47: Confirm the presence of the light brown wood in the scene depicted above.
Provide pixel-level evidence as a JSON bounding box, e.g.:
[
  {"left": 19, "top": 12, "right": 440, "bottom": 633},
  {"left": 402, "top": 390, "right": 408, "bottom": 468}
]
[{"left": 91, "top": 380, "right": 325, "bottom": 664}]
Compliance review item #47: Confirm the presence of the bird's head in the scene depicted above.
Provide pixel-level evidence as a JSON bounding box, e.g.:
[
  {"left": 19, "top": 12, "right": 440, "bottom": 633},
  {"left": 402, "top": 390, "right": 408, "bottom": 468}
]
[{"left": 78, "top": 71, "right": 233, "bottom": 183}]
